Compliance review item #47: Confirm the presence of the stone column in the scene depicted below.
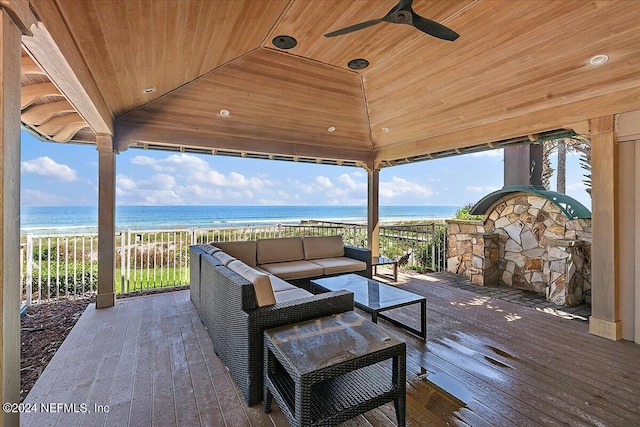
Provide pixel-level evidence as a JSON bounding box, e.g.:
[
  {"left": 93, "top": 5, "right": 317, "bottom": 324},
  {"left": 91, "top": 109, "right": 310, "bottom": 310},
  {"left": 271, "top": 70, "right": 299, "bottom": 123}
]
[
  {"left": 546, "top": 240, "right": 585, "bottom": 306},
  {"left": 588, "top": 116, "right": 621, "bottom": 339},
  {"left": 96, "top": 134, "right": 116, "bottom": 308},
  {"left": 0, "top": 8, "right": 22, "bottom": 425},
  {"left": 475, "top": 233, "right": 499, "bottom": 286},
  {"left": 367, "top": 168, "right": 380, "bottom": 257}
]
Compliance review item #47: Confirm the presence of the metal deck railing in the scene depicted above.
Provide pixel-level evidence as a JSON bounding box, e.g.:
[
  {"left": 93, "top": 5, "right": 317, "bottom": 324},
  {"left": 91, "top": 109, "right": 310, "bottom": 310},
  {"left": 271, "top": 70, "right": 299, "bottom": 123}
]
[{"left": 20, "top": 222, "right": 447, "bottom": 304}]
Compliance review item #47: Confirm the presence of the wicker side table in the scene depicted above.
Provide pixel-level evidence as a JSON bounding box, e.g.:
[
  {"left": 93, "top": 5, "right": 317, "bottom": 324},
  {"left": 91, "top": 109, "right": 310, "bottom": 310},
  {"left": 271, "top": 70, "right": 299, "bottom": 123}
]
[{"left": 263, "top": 311, "right": 406, "bottom": 427}]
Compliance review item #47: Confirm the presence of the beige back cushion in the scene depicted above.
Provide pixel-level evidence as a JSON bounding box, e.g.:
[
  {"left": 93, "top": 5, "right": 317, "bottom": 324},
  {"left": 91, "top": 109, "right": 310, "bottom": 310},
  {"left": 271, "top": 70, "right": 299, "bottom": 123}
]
[
  {"left": 303, "top": 235, "right": 344, "bottom": 260},
  {"left": 213, "top": 251, "right": 236, "bottom": 266},
  {"left": 227, "top": 260, "right": 276, "bottom": 307},
  {"left": 256, "top": 237, "right": 304, "bottom": 264},
  {"left": 213, "top": 241, "right": 257, "bottom": 266}
]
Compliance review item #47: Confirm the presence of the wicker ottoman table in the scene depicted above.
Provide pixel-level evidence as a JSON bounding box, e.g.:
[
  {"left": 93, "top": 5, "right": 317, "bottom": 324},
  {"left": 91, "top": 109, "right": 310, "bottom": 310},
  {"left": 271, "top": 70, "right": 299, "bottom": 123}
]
[{"left": 263, "top": 311, "right": 406, "bottom": 427}]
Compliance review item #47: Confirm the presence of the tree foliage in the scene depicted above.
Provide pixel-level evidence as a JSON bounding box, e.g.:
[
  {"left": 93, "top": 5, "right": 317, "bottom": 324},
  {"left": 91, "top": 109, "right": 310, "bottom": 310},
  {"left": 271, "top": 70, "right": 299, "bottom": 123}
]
[
  {"left": 541, "top": 137, "right": 591, "bottom": 196},
  {"left": 454, "top": 203, "right": 483, "bottom": 220}
]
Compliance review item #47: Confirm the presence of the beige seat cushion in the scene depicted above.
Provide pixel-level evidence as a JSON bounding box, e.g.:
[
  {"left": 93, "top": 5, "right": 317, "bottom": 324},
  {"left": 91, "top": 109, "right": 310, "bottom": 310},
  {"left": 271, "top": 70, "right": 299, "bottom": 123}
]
[
  {"left": 260, "top": 260, "right": 324, "bottom": 280},
  {"left": 268, "top": 274, "right": 299, "bottom": 292},
  {"left": 308, "top": 257, "right": 367, "bottom": 275},
  {"left": 227, "top": 260, "right": 275, "bottom": 307},
  {"left": 213, "top": 241, "right": 257, "bottom": 266},
  {"left": 303, "top": 235, "right": 344, "bottom": 260},
  {"left": 256, "top": 237, "right": 304, "bottom": 264},
  {"left": 213, "top": 251, "right": 236, "bottom": 266},
  {"left": 274, "top": 288, "right": 313, "bottom": 303}
]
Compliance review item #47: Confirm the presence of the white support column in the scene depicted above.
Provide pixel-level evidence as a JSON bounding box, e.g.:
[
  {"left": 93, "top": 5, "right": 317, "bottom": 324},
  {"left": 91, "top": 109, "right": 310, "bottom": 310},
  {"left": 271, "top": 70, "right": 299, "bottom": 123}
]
[
  {"left": 367, "top": 168, "right": 380, "bottom": 257},
  {"left": 0, "top": 8, "right": 22, "bottom": 425},
  {"left": 96, "top": 134, "right": 116, "bottom": 308},
  {"left": 588, "top": 115, "right": 622, "bottom": 340}
]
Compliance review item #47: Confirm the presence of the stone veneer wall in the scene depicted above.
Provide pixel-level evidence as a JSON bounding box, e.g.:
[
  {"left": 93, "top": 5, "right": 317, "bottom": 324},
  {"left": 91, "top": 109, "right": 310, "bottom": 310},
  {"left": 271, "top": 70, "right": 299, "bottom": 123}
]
[
  {"left": 446, "top": 221, "right": 500, "bottom": 286},
  {"left": 447, "top": 192, "right": 592, "bottom": 306}
]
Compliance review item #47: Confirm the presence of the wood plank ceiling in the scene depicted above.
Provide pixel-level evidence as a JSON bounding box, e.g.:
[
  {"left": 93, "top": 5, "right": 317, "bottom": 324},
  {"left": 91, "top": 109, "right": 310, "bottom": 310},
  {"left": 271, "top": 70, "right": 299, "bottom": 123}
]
[{"left": 20, "top": 0, "right": 640, "bottom": 168}]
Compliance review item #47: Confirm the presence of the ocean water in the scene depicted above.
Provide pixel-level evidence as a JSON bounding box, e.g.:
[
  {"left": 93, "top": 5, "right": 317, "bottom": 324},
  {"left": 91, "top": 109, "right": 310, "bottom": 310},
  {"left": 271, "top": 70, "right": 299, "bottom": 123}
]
[{"left": 20, "top": 205, "right": 460, "bottom": 234}]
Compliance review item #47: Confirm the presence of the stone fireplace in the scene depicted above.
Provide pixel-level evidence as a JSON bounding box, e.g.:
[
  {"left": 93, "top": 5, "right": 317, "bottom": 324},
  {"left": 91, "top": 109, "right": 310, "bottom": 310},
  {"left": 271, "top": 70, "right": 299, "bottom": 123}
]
[{"left": 446, "top": 144, "right": 592, "bottom": 306}]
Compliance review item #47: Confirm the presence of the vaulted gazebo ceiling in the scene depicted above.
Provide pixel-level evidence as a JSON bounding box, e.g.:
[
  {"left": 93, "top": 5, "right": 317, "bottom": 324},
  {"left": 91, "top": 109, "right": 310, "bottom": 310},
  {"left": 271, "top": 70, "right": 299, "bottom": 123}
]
[{"left": 20, "top": 0, "right": 640, "bottom": 169}]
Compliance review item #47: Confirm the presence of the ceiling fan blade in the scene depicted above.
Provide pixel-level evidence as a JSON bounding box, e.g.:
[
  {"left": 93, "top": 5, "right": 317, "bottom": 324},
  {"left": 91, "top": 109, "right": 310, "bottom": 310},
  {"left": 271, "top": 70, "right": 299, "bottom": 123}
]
[
  {"left": 388, "top": 0, "right": 413, "bottom": 15},
  {"left": 324, "top": 19, "right": 383, "bottom": 37},
  {"left": 412, "top": 14, "right": 459, "bottom": 41}
]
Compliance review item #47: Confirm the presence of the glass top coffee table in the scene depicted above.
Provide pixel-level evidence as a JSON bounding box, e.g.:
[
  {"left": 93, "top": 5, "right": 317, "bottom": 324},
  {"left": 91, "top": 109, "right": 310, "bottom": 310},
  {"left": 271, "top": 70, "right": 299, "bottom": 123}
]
[
  {"left": 311, "top": 273, "right": 427, "bottom": 339},
  {"left": 372, "top": 255, "right": 399, "bottom": 282}
]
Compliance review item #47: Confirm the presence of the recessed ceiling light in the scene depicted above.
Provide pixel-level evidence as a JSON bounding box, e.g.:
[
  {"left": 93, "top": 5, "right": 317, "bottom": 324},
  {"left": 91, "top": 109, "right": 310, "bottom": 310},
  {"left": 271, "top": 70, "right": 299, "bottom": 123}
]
[
  {"left": 327, "top": 126, "right": 336, "bottom": 132},
  {"left": 272, "top": 35, "right": 297, "bottom": 50},
  {"left": 142, "top": 87, "right": 155, "bottom": 93},
  {"left": 589, "top": 54, "right": 609, "bottom": 65},
  {"left": 220, "top": 109, "right": 230, "bottom": 117},
  {"left": 381, "top": 127, "right": 390, "bottom": 133},
  {"left": 348, "top": 58, "right": 369, "bottom": 70}
]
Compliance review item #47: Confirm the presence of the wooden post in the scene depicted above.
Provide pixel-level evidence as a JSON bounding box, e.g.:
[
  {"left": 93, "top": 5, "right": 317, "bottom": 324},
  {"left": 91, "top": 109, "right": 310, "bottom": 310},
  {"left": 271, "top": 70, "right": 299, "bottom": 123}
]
[
  {"left": 367, "top": 168, "right": 380, "bottom": 257},
  {"left": 615, "top": 110, "right": 640, "bottom": 343},
  {"left": 588, "top": 115, "right": 621, "bottom": 340},
  {"left": 0, "top": 8, "right": 22, "bottom": 426},
  {"left": 96, "top": 134, "right": 116, "bottom": 308}
]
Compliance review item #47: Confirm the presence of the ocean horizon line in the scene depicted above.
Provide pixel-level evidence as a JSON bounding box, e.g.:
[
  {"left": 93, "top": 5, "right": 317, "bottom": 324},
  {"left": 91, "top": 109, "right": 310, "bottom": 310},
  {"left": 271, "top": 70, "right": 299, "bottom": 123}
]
[{"left": 20, "top": 205, "right": 462, "bottom": 235}]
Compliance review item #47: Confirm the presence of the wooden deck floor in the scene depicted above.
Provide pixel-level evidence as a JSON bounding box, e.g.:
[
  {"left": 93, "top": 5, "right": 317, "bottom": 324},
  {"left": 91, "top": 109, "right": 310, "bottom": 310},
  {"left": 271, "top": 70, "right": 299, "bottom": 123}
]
[{"left": 22, "top": 272, "right": 640, "bottom": 426}]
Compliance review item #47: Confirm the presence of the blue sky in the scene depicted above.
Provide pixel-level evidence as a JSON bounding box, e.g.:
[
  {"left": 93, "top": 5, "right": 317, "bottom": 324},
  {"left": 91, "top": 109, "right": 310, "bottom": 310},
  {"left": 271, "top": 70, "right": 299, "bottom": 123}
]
[{"left": 20, "top": 130, "right": 592, "bottom": 209}]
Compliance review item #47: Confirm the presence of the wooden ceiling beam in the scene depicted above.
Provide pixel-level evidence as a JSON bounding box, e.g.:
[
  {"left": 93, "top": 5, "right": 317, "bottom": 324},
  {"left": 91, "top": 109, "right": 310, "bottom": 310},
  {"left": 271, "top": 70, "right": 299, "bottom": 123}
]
[
  {"left": 114, "top": 119, "right": 373, "bottom": 166},
  {"left": 22, "top": 0, "right": 114, "bottom": 135},
  {"left": 0, "top": 0, "right": 37, "bottom": 36},
  {"left": 21, "top": 99, "right": 73, "bottom": 125},
  {"left": 374, "top": 85, "right": 640, "bottom": 164}
]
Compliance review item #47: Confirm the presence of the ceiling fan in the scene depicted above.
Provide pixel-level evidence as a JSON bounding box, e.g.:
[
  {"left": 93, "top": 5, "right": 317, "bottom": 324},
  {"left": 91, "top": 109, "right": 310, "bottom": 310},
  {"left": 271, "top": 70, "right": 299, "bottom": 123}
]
[{"left": 324, "top": 0, "right": 459, "bottom": 41}]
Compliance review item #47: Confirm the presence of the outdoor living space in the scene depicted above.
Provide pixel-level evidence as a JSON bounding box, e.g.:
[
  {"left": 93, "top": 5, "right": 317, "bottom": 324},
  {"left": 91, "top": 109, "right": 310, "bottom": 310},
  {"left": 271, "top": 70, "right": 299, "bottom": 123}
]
[
  {"left": 21, "top": 271, "right": 640, "bottom": 427},
  {"left": 5, "top": 2, "right": 640, "bottom": 426}
]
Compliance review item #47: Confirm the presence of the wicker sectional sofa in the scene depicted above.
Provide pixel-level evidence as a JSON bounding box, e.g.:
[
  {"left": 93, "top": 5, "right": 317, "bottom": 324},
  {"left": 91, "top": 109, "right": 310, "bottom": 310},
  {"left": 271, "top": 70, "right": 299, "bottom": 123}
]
[{"left": 189, "top": 235, "right": 371, "bottom": 406}]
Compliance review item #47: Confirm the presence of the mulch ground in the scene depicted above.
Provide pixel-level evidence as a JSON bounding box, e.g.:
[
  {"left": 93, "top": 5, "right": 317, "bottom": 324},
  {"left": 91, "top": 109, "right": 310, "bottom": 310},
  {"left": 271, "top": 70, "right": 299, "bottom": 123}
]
[
  {"left": 19, "top": 285, "right": 189, "bottom": 402},
  {"left": 20, "top": 298, "right": 91, "bottom": 402}
]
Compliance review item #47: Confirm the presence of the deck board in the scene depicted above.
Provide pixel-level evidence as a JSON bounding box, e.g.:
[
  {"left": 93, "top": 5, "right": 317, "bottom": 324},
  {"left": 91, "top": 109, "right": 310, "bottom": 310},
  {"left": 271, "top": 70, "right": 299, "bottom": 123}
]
[{"left": 22, "top": 272, "right": 640, "bottom": 426}]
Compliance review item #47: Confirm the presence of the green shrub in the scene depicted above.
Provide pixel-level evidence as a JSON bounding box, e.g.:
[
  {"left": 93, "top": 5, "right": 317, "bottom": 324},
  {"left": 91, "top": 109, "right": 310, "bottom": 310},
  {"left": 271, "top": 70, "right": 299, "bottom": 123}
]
[
  {"left": 454, "top": 203, "right": 483, "bottom": 220},
  {"left": 26, "top": 261, "right": 97, "bottom": 299}
]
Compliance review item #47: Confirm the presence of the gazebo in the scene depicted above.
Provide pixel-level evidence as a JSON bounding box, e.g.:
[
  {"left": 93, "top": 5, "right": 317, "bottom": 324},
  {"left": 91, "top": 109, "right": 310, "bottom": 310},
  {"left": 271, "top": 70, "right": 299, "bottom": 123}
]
[{"left": 2, "top": 1, "right": 640, "bottom": 422}]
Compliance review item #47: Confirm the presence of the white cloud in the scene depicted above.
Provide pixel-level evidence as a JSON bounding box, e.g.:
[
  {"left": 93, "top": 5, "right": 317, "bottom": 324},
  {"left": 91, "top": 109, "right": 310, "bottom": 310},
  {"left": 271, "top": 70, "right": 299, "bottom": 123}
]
[
  {"left": 380, "top": 176, "right": 435, "bottom": 199},
  {"left": 130, "top": 155, "right": 158, "bottom": 167},
  {"left": 131, "top": 154, "right": 269, "bottom": 188},
  {"left": 21, "top": 157, "right": 79, "bottom": 182},
  {"left": 315, "top": 176, "right": 333, "bottom": 188},
  {"left": 338, "top": 173, "right": 366, "bottom": 191},
  {"left": 138, "top": 190, "right": 183, "bottom": 205},
  {"left": 288, "top": 173, "right": 367, "bottom": 205},
  {"left": 150, "top": 174, "right": 176, "bottom": 190},
  {"left": 118, "top": 153, "right": 274, "bottom": 204},
  {"left": 466, "top": 185, "right": 500, "bottom": 192},
  {"left": 276, "top": 190, "right": 291, "bottom": 200},
  {"left": 116, "top": 174, "right": 136, "bottom": 193},
  {"left": 21, "top": 188, "right": 73, "bottom": 206},
  {"left": 259, "top": 198, "right": 287, "bottom": 205},
  {"left": 469, "top": 149, "right": 504, "bottom": 158},
  {"left": 299, "top": 183, "right": 315, "bottom": 193},
  {"left": 566, "top": 181, "right": 587, "bottom": 191}
]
